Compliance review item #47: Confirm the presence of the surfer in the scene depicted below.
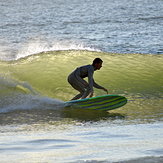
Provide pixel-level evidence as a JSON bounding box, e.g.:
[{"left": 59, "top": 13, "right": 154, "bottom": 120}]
[{"left": 68, "top": 58, "right": 108, "bottom": 100}]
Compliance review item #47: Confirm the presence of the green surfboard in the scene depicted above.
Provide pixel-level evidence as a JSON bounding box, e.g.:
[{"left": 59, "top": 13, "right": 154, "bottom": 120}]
[{"left": 66, "top": 95, "right": 127, "bottom": 111}]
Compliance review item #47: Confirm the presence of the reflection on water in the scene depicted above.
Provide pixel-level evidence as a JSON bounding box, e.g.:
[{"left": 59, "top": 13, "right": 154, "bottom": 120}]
[{"left": 0, "top": 106, "right": 126, "bottom": 126}]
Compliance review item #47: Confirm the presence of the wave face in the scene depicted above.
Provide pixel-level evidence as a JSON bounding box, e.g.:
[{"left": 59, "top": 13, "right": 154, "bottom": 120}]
[{"left": 0, "top": 50, "right": 163, "bottom": 123}]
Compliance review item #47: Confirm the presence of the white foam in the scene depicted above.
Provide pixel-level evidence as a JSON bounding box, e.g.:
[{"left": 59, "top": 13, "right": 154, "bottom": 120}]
[
  {"left": 16, "top": 38, "right": 100, "bottom": 60},
  {"left": 0, "top": 94, "right": 65, "bottom": 113},
  {"left": 0, "top": 75, "right": 38, "bottom": 95}
]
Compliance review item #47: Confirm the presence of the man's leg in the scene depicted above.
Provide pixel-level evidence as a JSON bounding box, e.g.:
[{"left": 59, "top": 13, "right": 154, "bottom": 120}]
[
  {"left": 81, "top": 85, "right": 91, "bottom": 99},
  {"left": 68, "top": 73, "right": 90, "bottom": 100},
  {"left": 70, "top": 83, "right": 85, "bottom": 100}
]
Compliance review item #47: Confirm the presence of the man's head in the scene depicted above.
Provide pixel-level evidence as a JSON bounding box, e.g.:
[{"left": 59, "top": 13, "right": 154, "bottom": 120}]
[{"left": 92, "top": 58, "right": 103, "bottom": 70}]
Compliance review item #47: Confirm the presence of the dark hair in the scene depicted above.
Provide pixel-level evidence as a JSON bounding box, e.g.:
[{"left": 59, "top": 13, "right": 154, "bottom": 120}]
[{"left": 92, "top": 58, "right": 103, "bottom": 65}]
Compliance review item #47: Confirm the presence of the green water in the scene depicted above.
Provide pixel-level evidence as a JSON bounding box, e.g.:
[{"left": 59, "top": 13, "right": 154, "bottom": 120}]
[{"left": 1, "top": 50, "right": 162, "bottom": 98}]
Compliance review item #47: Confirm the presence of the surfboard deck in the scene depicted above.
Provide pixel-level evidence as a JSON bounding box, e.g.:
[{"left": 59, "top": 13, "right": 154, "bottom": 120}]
[{"left": 66, "top": 95, "right": 127, "bottom": 111}]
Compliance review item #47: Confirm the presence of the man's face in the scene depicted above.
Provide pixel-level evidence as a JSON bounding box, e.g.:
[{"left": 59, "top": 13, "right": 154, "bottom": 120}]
[{"left": 95, "top": 61, "right": 102, "bottom": 70}]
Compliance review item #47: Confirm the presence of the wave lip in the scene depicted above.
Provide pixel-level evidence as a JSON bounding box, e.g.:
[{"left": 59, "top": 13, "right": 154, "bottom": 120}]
[{"left": 14, "top": 39, "right": 101, "bottom": 61}]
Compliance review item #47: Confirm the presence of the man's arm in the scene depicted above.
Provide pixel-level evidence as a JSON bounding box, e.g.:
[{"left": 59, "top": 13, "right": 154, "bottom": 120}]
[
  {"left": 92, "top": 79, "right": 108, "bottom": 95},
  {"left": 93, "top": 79, "right": 104, "bottom": 89}
]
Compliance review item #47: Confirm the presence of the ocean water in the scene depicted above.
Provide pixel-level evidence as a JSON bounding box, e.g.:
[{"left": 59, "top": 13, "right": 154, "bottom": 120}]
[{"left": 0, "top": 0, "right": 163, "bottom": 162}]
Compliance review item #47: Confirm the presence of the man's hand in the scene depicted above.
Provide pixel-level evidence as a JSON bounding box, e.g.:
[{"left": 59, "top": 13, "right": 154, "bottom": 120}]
[
  {"left": 103, "top": 88, "right": 108, "bottom": 94},
  {"left": 89, "top": 92, "right": 94, "bottom": 98}
]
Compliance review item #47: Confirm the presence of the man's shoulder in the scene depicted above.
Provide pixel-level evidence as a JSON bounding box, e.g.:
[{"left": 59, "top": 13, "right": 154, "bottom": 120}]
[
  {"left": 86, "top": 64, "right": 94, "bottom": 72},
  {"left": 82, "top": 64, "right": 93, "bottom": 69}
]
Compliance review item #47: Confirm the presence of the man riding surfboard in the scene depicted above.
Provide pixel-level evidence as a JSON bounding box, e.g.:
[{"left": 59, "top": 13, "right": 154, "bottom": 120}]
[{"left": 68, "top": 58, "right": 108, "bottom": 100}]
